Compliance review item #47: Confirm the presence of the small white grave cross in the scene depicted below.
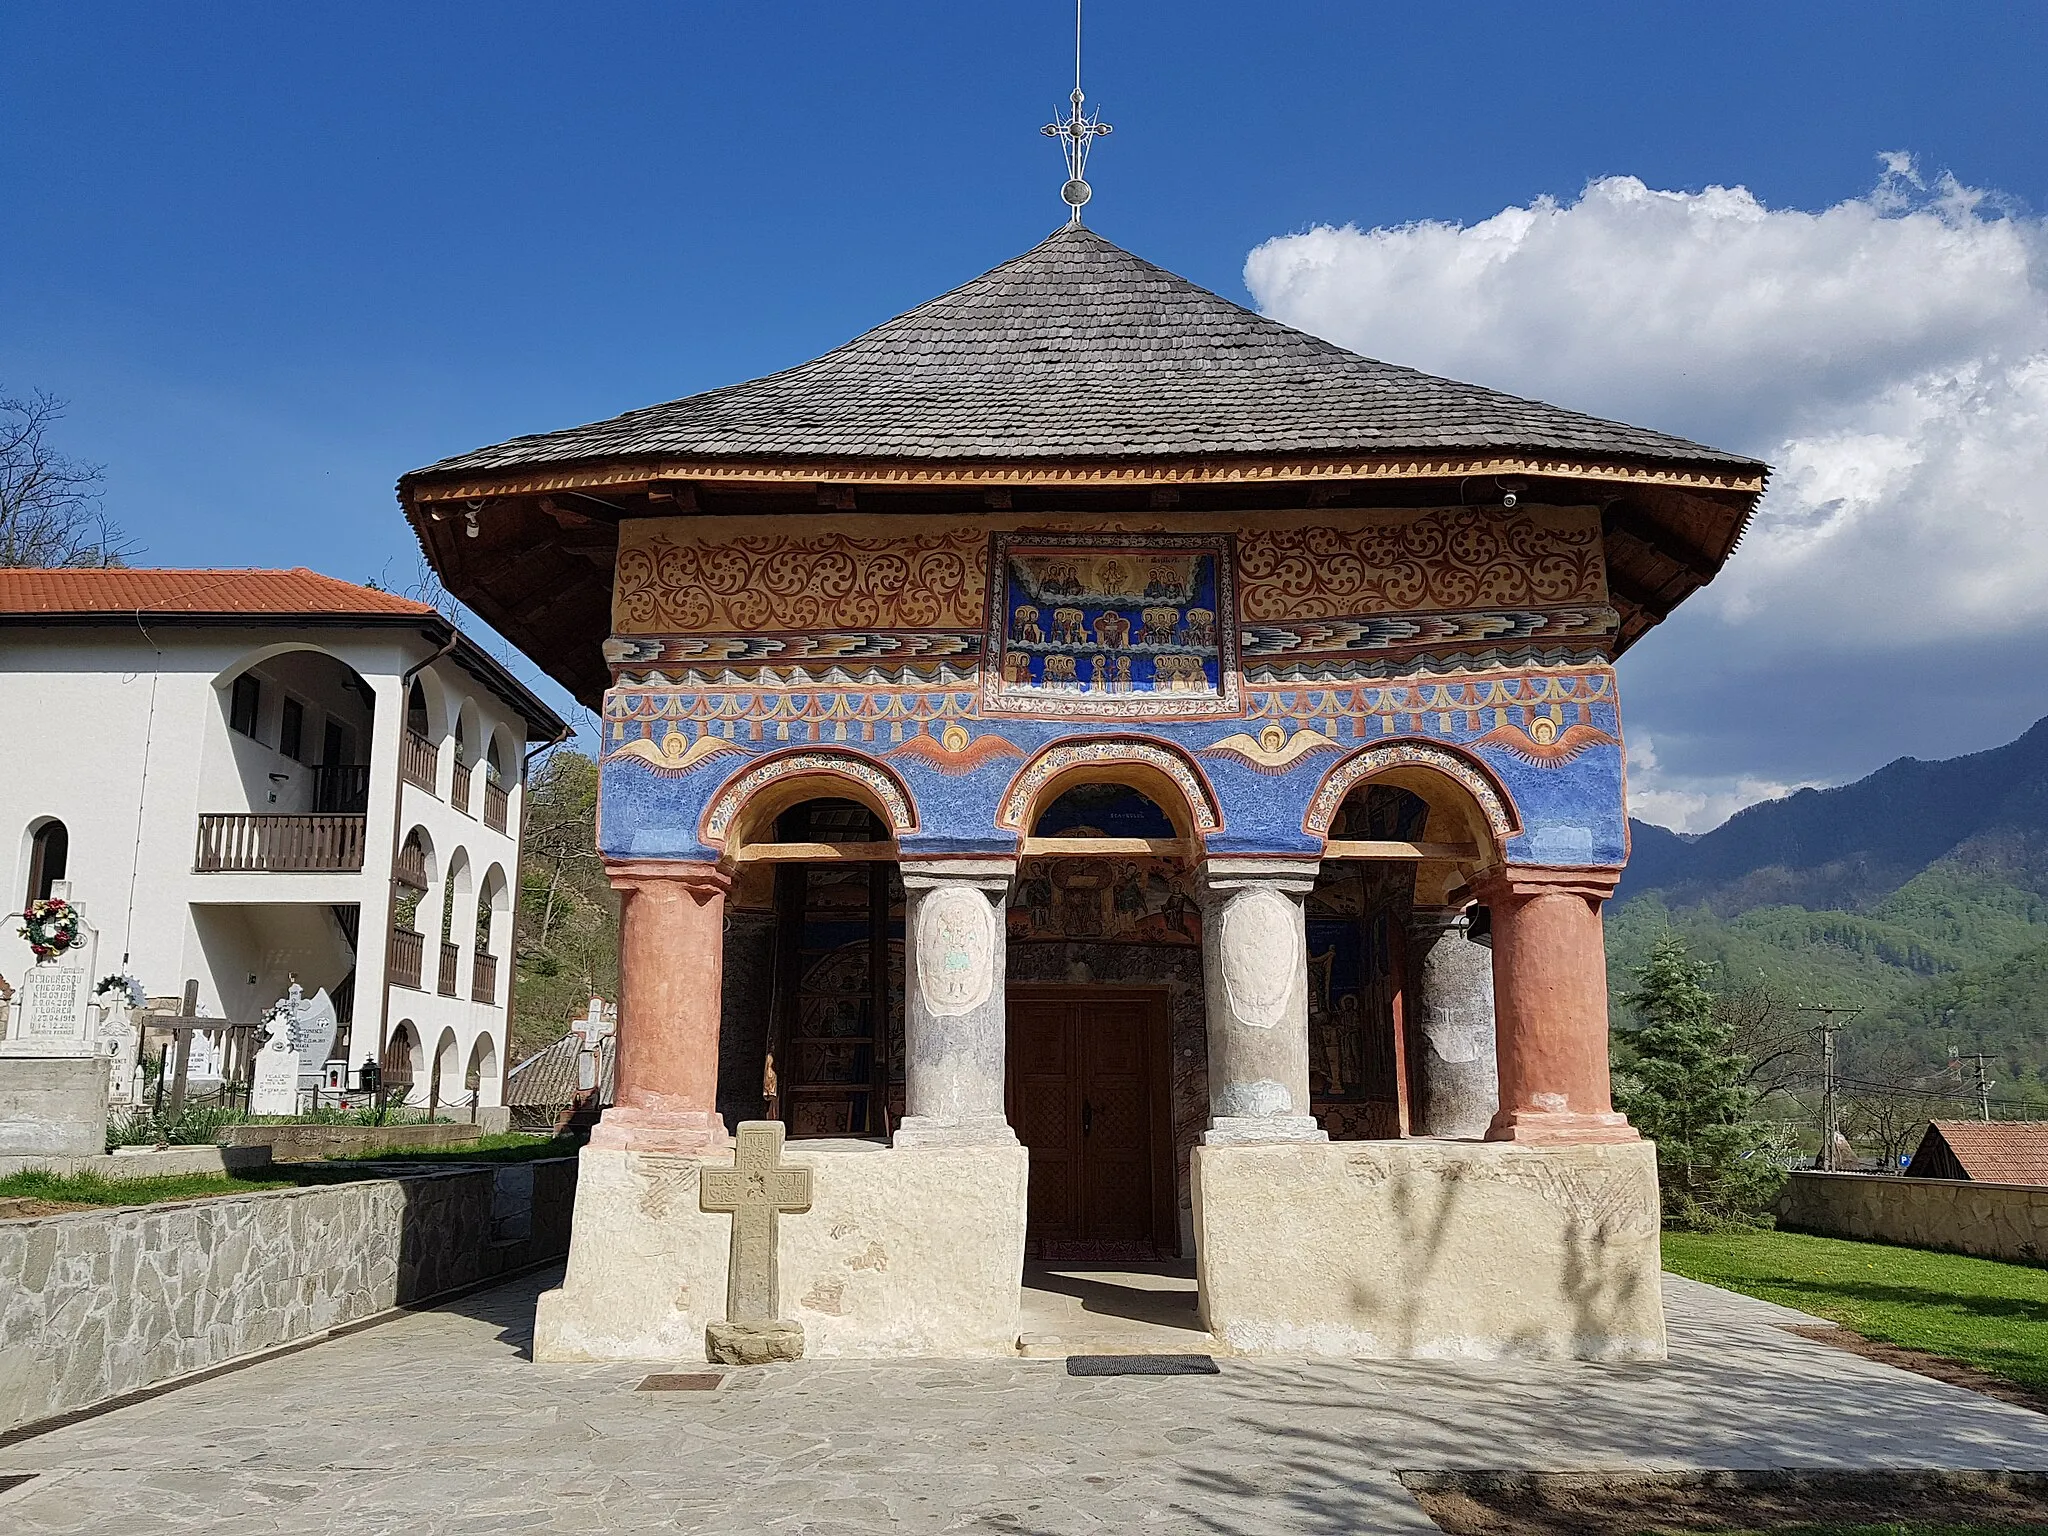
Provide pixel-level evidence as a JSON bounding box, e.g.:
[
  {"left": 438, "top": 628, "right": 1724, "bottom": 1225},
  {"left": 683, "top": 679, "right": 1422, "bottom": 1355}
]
[{"left": 699, "top": 1120, "right": 812, "bottom": 1324}]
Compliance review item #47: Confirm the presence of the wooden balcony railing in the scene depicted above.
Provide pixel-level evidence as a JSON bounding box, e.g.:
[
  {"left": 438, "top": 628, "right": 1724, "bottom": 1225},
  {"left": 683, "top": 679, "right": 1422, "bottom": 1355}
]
[
  {"left": 483, "top": 781, "right": 509, "bottom": 834},
  {"left": 311, "top": 763, "right": 371, "bottom": 814},
  {"left": 394, "top": 847, "right": 430, "bottom": 891},
  {"left": 451, "top": 761, "right": 473, "bottom": 816},
  {"left": 471, "top": 951, "right": 498, "bottom": 1005},
  {"left": 401, "top": 731, "right": 438, "bottom": 794},
  {"left": 195, "top": 814, "right": 367, "bottom": 872},
  {"left": 388, "top": 927, "right": 424, "bottom": 990},
  {"left": 437, "top": 940, "right": 461, "bottom": 997}
]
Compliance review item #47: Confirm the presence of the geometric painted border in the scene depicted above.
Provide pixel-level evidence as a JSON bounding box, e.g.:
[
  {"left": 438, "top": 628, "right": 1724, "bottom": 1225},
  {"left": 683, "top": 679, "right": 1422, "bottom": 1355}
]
[
  {"left": 996, "top": 738, "right": 1223, "bottom": 834},
  {"left": 701, "top": 749, "right": 919, "bottom": 843},
  {"left": 1303, "top": 742, "right": 1516, "bottom": 843}
]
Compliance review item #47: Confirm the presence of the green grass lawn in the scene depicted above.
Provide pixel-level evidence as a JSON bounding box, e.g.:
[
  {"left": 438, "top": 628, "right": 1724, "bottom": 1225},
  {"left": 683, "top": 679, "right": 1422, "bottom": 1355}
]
[
  {"left": 1665, "top": 1228, "right": 2048, "bottom": 1395},
  {"left": 0, "top": 1169, "right": 307, "bottom": 1207}
]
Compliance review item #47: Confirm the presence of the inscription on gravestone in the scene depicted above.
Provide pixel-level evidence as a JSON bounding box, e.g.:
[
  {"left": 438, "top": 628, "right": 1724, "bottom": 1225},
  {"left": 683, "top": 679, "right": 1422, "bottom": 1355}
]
[{"left": 700, "top": 1120, "right": 812, "bottom": 1364}]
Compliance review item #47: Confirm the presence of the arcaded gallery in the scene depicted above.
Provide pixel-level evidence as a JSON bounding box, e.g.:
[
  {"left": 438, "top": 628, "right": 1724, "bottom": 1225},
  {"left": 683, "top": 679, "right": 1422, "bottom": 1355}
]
[{"left": 402, "top": 222, "right": 1765, "bottom": 1361}]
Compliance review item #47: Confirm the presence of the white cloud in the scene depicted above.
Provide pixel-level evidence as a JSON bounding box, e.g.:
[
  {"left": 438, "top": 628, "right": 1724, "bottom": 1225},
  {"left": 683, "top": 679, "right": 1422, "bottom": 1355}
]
[
  {"left": 1624, "top": 732, "right": 1818, "bottom": 836},
  {"left": 1245, "top": 158, "right": 2048, "bottom": 827}
]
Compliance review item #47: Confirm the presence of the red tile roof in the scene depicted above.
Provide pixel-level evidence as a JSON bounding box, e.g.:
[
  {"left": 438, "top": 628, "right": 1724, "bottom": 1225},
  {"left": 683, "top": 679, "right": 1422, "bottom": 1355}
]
[
  {"left": 1917, "top": 1121, "right": 2048, "bottom": 1186},
  {"left": 0, "top": 568, "right": 436, "bottom": 618}
]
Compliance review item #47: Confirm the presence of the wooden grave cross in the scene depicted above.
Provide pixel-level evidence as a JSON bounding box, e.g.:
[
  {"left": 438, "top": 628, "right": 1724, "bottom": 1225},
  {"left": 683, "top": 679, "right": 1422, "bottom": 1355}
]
[{"left": 699, "top": 1120, "right": 813, "bottom": 1324}]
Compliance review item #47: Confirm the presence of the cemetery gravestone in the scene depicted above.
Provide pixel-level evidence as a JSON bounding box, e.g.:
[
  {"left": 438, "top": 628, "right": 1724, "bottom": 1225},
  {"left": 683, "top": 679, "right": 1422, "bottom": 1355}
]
[{"left": 0, "top": 893, "right": 109, "bottom": 1153}]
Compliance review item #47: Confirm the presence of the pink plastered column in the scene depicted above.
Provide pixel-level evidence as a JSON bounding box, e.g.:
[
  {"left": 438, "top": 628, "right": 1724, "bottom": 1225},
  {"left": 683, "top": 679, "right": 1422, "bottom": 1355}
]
[
  {"left": 589, "top": 859, "right": 733, "bottom": 1155},
  {"left": 1474, "top": 865, "right": 1638, "bottom": 1145}
]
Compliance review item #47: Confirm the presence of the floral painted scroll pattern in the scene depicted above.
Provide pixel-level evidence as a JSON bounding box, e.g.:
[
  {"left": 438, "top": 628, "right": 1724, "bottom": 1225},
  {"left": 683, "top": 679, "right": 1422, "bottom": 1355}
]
[
  {"left": 1236, "top": 509, "right": 1604, "bottom": 624},
  {"left": 614, "top": 526, "right": 987, "bottom": 635}
]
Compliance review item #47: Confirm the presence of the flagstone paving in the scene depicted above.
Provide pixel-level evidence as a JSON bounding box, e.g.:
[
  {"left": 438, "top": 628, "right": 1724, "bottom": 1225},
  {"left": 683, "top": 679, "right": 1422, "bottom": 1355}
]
[{"left": 1, "top": 1269, "right": 2044, "bottom": 1534}]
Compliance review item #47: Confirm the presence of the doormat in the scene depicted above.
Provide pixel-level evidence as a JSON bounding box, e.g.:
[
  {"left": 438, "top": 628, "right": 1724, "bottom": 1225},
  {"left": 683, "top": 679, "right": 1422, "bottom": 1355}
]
[
  {"left": 1066, "top": 1354, "right": 1219, "bottom": 1376},
  {"left": 635, "top": 1373, "right": 725, "bottom": 1392}
]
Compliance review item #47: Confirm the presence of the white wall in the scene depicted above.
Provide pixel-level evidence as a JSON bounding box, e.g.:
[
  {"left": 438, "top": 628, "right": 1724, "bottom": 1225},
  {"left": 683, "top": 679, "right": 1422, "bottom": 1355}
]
[{"left": 0, "top": 622, "right": 532, "bottom": 1104}]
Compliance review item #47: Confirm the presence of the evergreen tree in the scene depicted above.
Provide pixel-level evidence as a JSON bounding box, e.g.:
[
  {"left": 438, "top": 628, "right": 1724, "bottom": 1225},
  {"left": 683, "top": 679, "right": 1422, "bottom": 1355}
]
[{"left": 1615, "top": 932, "right": 1785, "bottom": 1229}]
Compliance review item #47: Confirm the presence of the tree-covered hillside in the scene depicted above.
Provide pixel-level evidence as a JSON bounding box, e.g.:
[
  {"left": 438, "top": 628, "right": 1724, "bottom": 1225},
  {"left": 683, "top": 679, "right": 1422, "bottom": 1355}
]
[{"left": 1608, "top": 715, "right": 2048, "bottom": 1109}]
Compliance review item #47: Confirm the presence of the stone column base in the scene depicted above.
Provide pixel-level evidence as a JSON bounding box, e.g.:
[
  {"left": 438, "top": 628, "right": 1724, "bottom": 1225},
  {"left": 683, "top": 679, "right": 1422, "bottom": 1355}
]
[
  {"left": 706, "top": 1319, "right": 804, "bottom": 1365},
  {"left": 1485, "top": 1108, "right": 1640, "bottom": 1145},
  {"left": 1193, "top": 1138, "right": 1666, "bottom": 1359},
  {"left": 534, "top": 1139, "right": 1028, "bottom": 1362},
  {"left": 1201, "top": 1115, "right": 1328, "bottom": 1147},
  {"left": 891, "top": 1114, "right": 1020, "bottom": 1149},
  {"left": 587, "top": 1106, "right": 732, "bottom": 1155}
]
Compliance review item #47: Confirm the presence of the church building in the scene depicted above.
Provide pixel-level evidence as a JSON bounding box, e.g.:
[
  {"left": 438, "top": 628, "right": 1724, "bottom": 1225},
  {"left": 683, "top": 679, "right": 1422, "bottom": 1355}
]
[{"left": 402, "top": 210, "right": 1764, "bottom": 1359}]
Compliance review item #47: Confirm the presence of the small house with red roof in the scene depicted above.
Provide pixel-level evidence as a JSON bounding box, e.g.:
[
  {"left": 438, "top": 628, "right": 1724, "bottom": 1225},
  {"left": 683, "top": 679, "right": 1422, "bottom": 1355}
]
[
  {"left": 0, "top": 568, "right": 564, "bottom": 1110},
  {"left": 1907, "top": 1121, "right": 2048, "bottom": 1185}
]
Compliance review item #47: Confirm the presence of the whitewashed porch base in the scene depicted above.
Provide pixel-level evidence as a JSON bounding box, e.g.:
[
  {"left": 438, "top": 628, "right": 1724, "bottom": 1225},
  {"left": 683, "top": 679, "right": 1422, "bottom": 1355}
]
[{"left": 534, "top": 1140, "right": 1029, "bottom": 1362}]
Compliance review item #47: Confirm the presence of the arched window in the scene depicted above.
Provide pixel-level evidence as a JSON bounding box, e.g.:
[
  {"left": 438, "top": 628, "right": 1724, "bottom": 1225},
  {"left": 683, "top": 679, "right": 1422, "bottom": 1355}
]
[
  {"left": 406, "top": 682, "right": 429, "bottom": 738},
  {"left": 25, "top": 820, "right": 68, "bottom": 904}
]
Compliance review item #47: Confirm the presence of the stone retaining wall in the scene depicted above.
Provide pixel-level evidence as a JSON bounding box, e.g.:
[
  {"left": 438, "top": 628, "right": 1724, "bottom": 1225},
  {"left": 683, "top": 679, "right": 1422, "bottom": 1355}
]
[
  {"left": 0, "top": 1158, "right": 576, "bottom": 1434},
  {"left": 1777, "top": 1171, "right": 2048, "bottom": 1265},
  {"left": 0, "top": 1145, "right": 275, "bottom": 1180},
  {"left": 219, "top": 1122, "right": 482, "bottom": 1162}
]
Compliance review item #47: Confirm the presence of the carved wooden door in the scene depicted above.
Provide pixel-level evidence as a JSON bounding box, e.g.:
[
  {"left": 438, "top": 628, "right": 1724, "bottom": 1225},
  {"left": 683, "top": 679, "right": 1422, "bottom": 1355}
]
[{"left": 1007, "top": 989, "right": 1174, "bottom": 1259}]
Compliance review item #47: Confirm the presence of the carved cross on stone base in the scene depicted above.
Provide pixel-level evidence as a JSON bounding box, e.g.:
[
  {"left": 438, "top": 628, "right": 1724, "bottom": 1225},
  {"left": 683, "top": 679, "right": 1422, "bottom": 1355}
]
[{"left": 699, "top": 1120, "right": 813, "bottom": 1364}]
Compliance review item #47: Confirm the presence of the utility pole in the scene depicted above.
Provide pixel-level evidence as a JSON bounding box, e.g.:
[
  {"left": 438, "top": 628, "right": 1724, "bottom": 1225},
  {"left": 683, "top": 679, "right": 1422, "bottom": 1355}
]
[
  {"left": 1798, "top": 1005, "right": 1862, "bottom": 1171},
  {"left": 1964, "top": 1052, "right": 1996, "bottom": 1121}
]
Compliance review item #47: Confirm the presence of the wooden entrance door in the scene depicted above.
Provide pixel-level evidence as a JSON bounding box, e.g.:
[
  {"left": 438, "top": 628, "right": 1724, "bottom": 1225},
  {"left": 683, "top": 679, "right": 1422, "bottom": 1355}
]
[{"left": 1006, "top": 988, "right": 1175, "bottom": 1260}]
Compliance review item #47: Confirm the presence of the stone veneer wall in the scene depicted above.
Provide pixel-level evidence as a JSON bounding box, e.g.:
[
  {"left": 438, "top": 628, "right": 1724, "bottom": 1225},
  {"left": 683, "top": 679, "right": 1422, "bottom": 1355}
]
[
  {"left": 0, "top": 1159, "right": 577, "bottom": 1435},
  {"left": 1778, "top": 1171, "right": 2048, "bottom": 1266},
  {"left": 218, "top": 1122, "right": 484, "bottom": 1163}
]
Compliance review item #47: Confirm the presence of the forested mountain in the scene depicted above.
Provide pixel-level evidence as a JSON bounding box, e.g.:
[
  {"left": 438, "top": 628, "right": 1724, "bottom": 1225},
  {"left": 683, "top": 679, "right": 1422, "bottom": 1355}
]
[{"left": 1608, "top": 716, "right": 2048, "bottom": 1104}]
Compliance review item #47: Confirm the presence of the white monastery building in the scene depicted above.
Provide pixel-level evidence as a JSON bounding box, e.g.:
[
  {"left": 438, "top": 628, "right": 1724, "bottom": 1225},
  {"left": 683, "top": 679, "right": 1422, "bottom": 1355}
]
[{"left": 0, "top": 569, "right": 566, "bottom": 1107}]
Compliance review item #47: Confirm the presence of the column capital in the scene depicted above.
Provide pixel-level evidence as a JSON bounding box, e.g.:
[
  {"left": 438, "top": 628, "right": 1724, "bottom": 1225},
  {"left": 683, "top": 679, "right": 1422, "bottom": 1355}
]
[
  {"left": 1197, "top": 855, "right": 1321, "bottom": 899},
  {"left": 604, "top": 858, "right": 732, "bottom": 899},
  {"left": 898, "top": 856, "right": 1016, "bottom": 893},
  {"left": 1470, "top": 865, "right": 1620, "bottom": 905}
]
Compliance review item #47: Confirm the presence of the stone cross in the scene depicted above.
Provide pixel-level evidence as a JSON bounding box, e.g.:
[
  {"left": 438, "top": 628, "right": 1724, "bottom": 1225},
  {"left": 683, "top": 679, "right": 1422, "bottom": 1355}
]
[{"left": 699, "top": 1119, "right": 812, "bottom": 1325}]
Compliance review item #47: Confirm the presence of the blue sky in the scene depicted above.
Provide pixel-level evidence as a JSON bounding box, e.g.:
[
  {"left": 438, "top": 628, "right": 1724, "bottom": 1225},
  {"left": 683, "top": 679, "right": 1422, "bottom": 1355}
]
[{"left": 8, "top": 3, "right": 2048, "bottom": 828}]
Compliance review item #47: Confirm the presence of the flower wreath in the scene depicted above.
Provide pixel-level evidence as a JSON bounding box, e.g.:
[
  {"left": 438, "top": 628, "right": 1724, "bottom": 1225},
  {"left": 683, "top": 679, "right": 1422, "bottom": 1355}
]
[{"left": 17, "top": 898, "right": 82, "bottom": 961}]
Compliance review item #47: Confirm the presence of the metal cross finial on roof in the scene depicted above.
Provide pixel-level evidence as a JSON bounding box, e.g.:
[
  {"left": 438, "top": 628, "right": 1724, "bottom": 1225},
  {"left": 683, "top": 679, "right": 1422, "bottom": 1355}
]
[{"left": 1041, "top": 0, "right": 1111, "bottom": 224}]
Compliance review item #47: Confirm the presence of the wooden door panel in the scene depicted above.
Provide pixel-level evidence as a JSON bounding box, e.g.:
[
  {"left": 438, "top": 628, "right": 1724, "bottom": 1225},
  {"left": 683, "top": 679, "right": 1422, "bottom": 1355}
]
[
  {"left": 1010, "top": 988, "right": 1174, "bottom": 1258},
  {"left": 1080, "top": 1007, "right": 1153, "bottom": 1242}
]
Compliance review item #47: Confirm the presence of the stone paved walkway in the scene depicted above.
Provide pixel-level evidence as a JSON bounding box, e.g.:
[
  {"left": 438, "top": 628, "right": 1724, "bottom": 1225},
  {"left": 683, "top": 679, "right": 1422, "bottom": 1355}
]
[{"left": 2, "top": 1268, "right": 2045, "bottom": 1534}]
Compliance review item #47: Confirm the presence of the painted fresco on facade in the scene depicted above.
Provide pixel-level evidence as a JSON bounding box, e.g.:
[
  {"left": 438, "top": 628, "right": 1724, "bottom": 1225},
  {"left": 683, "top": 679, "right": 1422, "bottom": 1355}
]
[
  {"left": 594, "top": 505, "right": 1631, "bottom": 870},
  {"left": 983, "top": 533, "right": 1240, "bottom": 718}
]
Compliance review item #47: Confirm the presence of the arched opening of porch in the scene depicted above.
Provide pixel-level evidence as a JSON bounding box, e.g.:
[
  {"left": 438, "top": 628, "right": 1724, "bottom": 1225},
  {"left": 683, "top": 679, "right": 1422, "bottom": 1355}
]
[{"left": 1307, "top": 745, "right": 1512, "bottom": 1142}]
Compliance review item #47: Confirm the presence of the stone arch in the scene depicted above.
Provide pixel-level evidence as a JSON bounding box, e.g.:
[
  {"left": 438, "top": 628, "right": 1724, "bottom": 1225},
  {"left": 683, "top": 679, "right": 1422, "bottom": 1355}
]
[
  {"left": 476, "top": 863, "right": 512, "bottom": 961},
  {"left": 465, "top": 1032, "right": 501, "bottom": 1106},
  {"left": 485, "top": 722, "right": 516, "bottom": 786},
  {"left": 1303, "top": 741, "right": 1517, "bottom": 857},
  {"left": 439, "top": 847, "right": 474, "bottom": 950},
  {"left": 700, "top": 748, "right": 919, "bottom": 851},
  {"left": 382, "top": 1019, "right": 421, "bottom": 1096},
  {"left": 429, "top": 1026, "right": 461, "bottom": 1107},
  {"left": 454, "top": 696, "right": 482, "bottom": 766},
  {"left": 996, "top": 737, "right": 1222, "bottom": 842}
]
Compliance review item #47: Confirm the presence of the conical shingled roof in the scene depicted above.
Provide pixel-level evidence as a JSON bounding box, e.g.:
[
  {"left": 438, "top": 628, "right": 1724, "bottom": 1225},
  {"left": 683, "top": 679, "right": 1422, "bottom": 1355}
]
[{"left": 410, "top": 225, "right": 1757, "bottom": 479}]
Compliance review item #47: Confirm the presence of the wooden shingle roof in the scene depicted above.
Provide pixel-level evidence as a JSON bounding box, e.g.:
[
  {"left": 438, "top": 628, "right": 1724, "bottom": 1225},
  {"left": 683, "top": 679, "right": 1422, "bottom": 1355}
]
[{"left": 410, "top": 224, "right": 1760, "bottom": 480}]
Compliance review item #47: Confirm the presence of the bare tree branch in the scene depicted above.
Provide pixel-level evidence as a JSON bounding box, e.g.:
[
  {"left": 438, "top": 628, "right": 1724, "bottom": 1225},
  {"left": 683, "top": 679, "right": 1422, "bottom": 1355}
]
[{"left": 0, "top": 388, "right": 134, "bottom": 567}]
